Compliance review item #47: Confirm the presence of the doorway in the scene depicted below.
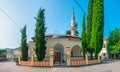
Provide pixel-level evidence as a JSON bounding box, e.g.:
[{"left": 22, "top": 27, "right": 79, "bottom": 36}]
[
  {"left": 54, "top": 52, "right": 61, "bottom": 64},
  {"left": 54, "top": 44, "right": 65, "bottom": 66}
]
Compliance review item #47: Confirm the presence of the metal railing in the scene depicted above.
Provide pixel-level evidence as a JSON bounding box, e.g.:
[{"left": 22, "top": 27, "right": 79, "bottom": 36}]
[{"left": 70, "top": 56, "right": 84, "bottom": 60}]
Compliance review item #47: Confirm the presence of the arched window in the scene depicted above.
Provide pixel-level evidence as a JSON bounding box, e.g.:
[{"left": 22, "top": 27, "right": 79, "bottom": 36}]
[{"left": 71, "top": 45, "right": 81, "bottom": 57}]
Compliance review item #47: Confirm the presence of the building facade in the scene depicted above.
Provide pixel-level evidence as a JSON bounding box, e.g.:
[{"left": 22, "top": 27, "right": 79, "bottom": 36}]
[
  {"left": 28, "top": 35, "right": 82, "bottom": 65},
  {"left": 7, "top": 47, "right": 20, "bottom": 61},
  {"left": 27, "top": 10, "right": 108, "bottom": 65}
]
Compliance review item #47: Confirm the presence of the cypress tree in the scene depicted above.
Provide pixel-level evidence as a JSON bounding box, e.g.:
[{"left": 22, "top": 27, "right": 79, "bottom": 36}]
[
  {"left": 34, "top": 8, "right": 47, "bottom": 61},
  {"left": 20, "top": 25, "right": 28, "bottom": 61},
  {"left": 81, "top": 14, "right": 87, "bottom": 59},
  {"left": 87, "top": 0, "right": 94, "bottom": 59},
  {"left": 90, "top": 0, "right": 104, "bottom": 59}
]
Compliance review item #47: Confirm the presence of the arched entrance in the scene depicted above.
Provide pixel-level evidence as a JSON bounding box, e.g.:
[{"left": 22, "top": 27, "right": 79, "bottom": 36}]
[
  {"left": 71, "top": 45, "right": 82, "bottom": 57},
  {"left": 54, "top": 44, "right": 64, "bottom": 65}
]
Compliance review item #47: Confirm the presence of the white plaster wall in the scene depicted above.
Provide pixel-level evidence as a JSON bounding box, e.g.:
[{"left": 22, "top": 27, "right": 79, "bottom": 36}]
[
  {"left": 99, "top": 39, "right": 108, "bottom": 56},
  {"left": 46, "top": 38, "right": 82, "bottom": 57},
  {"left": 28, "top": 41, "right": 35, "bottom": 57},
  {"left": 28, "top": 38, "right": 82, "bottom": 57}
]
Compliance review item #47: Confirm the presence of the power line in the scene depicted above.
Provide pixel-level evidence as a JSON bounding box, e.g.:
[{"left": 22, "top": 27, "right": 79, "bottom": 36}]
[
  {"left": 74, "top": 0, "right": 87, "bottom": 15},
  {"left": 0, "top": 8, "right": 32, "bottom": 39},
  {"left": 0, "top": 8, "right": 21, "bottom": 29}
]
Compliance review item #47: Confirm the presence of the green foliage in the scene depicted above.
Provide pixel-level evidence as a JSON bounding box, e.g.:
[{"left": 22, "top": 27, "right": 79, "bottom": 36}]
[
  {"left": 107, "top": 28, "right": 120, "bottom": 54},
  {"left": 90, "top": 0, "right": 104, "bottom": 59},
  {"left": 0, "top": 49, "right": 7, "bottom": 61},
  {"left": 66, "top": 30, "right": 71, "bottom": 35},
  {"left": 81, "top": 14, "right": 87, "bottom": 59},
  {"left": 87, "top": 0, "right": 94, "bottom": 52},
  {"left": 0, "top": 49, "right": 7, "bottom": 55},
  {"left": 34, "top": 8, "right": 47, "bottom": 61},
  {"left": 20, "top": 25, "right": 28, "bottom": 61}
]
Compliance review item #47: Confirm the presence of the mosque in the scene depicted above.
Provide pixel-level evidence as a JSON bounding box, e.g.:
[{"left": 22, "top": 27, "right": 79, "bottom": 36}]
[{"left": 27, "top": 10, "right": 108, "bottom": 65}]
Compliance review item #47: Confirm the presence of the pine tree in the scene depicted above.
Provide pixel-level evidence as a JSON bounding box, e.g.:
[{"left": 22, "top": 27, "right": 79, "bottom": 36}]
[
  {"left": 87, "top": 0, "right": 94, "bottom": 59},
  {"left": 34, "top": 8, "right": 47, "bottom": 61},
  {"left": 20, "top": 25, "right": 28, "bottom": 61},
  {"left": 81, "top": 14, "right": 87, "bottom": 59},
  {"left": 90, "top": 0, "right": 104, "bottom": 59}
]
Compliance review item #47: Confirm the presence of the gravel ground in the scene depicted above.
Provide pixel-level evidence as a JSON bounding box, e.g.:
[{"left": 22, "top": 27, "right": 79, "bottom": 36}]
[{"left": 0, "top": 60, "right": 119, "bottom": 72}]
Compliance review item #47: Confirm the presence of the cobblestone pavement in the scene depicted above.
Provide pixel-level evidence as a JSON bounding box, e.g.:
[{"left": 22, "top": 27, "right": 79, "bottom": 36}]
[{"left": 0, "top": 61, "right": 120, "bottom": 72}]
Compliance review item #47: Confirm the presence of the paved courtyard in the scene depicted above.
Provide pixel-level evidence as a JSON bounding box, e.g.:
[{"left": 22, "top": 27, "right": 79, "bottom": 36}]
[{"left": 0, "top": 61, "right": 120, "bottom": 72}]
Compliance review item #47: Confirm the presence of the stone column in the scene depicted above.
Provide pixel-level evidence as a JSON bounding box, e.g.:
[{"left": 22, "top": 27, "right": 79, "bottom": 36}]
[
  {"left": 66, "top": 47, "right": 70, "bottom": 66},
  {"left": 18, "top": 55, "right": 21, "bottom": 64},
  {"left": 31, "top": 54, "right": 34, "bottom": 66},
  {"left": 85, "top": 54, "right": 88, "bottom": 64},
  {"left": 50, "top": 47, "right": 54, "bottom": 66},
  {"left": 98, "top": 54, "right": 101, "bottom": 63}
]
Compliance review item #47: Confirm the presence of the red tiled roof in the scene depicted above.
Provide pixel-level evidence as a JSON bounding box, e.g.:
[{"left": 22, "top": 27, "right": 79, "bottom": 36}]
[{"left": 7, "top": 47, "right": 20, "bottom": 53}]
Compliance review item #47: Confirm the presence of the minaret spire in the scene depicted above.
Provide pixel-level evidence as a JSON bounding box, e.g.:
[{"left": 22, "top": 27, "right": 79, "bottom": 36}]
[
  {"left": 70, "top": 8, "right": 77, "bottom": 36},
  {"left": 71, "top": 8, "right": 75, "bottom": 26}
]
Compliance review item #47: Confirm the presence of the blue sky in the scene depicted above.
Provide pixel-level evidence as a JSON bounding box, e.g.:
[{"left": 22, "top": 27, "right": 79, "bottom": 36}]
[{"left": 0, "top": 0, "right": 120, "bottom": 48}]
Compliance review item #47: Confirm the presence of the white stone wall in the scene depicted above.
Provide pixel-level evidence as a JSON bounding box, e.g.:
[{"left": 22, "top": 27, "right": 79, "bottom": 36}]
[
  {"left": 46, "top": 38, "right": 81, "bottom": 56},
  {"left": 28, "top": 38, "right": 82, "bottom": 57},
  {"left": 99, "top": 38, "right": 108, "bottom": 59},
  {"left": 28, "top": 41, "right": 35, "bottom": 57}
]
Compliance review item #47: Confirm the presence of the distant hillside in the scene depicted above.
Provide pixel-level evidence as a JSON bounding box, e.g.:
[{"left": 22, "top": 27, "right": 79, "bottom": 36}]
[{"left": 5, "top": 48, "right": 12, "bottom": 51}]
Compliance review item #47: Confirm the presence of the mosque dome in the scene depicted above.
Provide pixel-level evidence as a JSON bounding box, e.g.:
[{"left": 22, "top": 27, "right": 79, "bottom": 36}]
[{"left": 52, "top": 34, "right": 64, "bottom": 39}]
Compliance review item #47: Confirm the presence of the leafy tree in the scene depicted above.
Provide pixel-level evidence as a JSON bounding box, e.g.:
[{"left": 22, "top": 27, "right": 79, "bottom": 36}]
[
  {"left": 0, "top": 49, "right": 7, "bottom": 55},
  {"left": 20, "top": 25, "right": 28, "bottom": 61},
  {"left": 34, "top": 8, "right": 47, "bottom": 61},
  {"left": 0, "top": 49, "right": 7, "bottom": 61},
  {"left": 90, "top": 0, "right": 104, "bottom": 59},
  {"left": 81, "top": 14, "right": 87, "bottom": 59},
  {"left": 86, "top": 0, "right": 94, "bottom": 59},
  {"left": 107, "top": 28, "right": 120, "bottom": 54}
]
